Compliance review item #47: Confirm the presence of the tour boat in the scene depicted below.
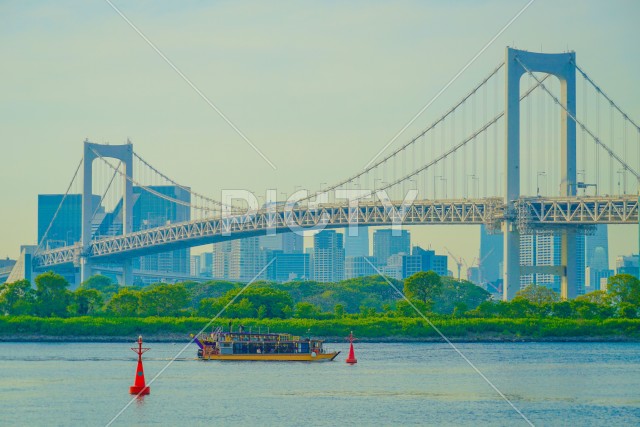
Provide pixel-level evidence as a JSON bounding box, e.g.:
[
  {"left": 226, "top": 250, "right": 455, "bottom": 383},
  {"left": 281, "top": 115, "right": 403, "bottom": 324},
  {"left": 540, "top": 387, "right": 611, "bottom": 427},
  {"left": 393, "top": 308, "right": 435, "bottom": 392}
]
[{"left": 191, "top": 328, "right": 339, "bottom": 362}]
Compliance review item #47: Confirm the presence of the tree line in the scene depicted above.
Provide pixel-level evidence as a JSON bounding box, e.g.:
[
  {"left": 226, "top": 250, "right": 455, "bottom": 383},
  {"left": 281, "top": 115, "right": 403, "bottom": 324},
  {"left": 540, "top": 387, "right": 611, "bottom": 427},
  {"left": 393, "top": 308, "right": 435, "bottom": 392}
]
[{"left": 0, "top": 271, "right": 638, "bottom": 320}]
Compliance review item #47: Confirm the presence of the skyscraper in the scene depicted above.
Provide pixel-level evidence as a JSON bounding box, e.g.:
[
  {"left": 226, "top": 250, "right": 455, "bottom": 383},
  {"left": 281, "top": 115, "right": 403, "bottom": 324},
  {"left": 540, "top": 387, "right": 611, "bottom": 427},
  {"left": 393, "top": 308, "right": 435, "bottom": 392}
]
[
  {"left": 585, "top": 225, "right": 610, "bottom": 289},
  {"left": 373, "top": 229, "right": 410, "bottom": 266},
  {"left": 312, "top": 230, "right": 345, "bottom": 283},
  {"left": 412, "top": 246, "right": 448, "bottom": 277},
  {"left": 198, "top": 252, "right": 213, "bottom": 277},
  {"left": 190, "top": 255, "right": 201, "bottom": 277},
  {"left": 38, "top": 194, "right": 103, "bottom": 249},
  {"left": 212, "top": 237, "right": 267, "bottom": 282},
  {"left": 585, "top": 225, "right": 609, "bottom": 270},
  {"left": 212, "top": 241, "right": 232, "bottom": 280},
  {"left": 133, "top": 186, "right": 191, "bottom": 274},
  {"left": 259, "top": 232, "right": 303, "bottom": 254},
  {"left": 344, "top": 226, "right": 369, "bottom": 258},
  {"left": 265, "top": 251, "right": 310, "bottom": 282},
  {"left": 616, "top": 255, "right": 639, "bottom": 277},
  {"left": 519, "top": 233, "right": 585, "bottom": 295},
  {"left": 481, "top": 225, "right": 588, "bottom": 296},
  {"left": 478, "top": 225, "right": 503, "bottom": 289},
  {"left": 229, "top": 237, "right": 265, "bottom": 282},
  {"left": 344, "top": 256, "right": 377, "bottom": 279}
]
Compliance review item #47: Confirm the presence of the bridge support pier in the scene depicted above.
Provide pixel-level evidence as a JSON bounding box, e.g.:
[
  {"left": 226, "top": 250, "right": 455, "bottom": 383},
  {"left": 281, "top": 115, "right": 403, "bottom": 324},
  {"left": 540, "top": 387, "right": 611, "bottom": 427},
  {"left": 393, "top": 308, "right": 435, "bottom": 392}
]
[
  {"left": 80, "top": 259, "right": 92, "bottom": 284},
  {"left": 503, "top": 222, "right": 521, "bottom": 301},
  {"left": 560, "top": 229, "right": 578, "bottom": 299},
  {"left": 122, "top": 260, "right": 133, "bottom": 286}
]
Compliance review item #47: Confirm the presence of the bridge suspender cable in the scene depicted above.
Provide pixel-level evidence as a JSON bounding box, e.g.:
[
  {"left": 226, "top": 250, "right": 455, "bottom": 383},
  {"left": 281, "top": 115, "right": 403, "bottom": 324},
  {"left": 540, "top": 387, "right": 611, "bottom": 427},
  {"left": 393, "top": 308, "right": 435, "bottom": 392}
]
[
  {"left": 132, "top": 151, "right": 234, "bottom": 210},
  {"left": 296, "top": 62, "right": 506, "bottom": 202},
  {"left": 89, "top": 148, "right": 221, "bottom": 214},
  {"left": 34, "top": 157, "right": 83, "bottom": 255},
  {"left": 356, "top": 74, "right": 549, "bottom": 199},
  {"left": 516, "top": 57, "right": 640, "bottom": 181},
  {"left": 90, "top": 163, "right": 121, "bottom": 229},
  {"left": 573, "top": 60, "right": 640, "bottom": 133}
]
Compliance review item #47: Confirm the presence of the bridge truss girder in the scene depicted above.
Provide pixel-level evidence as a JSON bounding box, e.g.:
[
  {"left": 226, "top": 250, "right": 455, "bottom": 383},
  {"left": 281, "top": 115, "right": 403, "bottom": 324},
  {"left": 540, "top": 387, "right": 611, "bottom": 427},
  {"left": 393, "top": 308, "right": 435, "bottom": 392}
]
[{"left": 32, "top": 195, "right": 637, "bottom": 271}]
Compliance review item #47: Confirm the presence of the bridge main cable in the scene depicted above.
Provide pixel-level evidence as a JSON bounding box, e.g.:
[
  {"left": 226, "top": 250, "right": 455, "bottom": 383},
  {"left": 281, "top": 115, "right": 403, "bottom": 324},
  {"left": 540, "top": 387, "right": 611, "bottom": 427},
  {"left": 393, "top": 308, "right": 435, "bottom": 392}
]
[
  {"left": 132, "top": 151, "right": 234, "bottom": 210},
  {"left": 573, "top": 59, "right": 640, "bottom": 133},
  {"left": 357, "top": 73, "right": 549, "bottom": 199},
  {"left": 35, "top": 157, "right": 83, "bottom": 255},
  {"left": 516, "top": 56, "right": 640, "bottom": 180},
  {"left": 297, "top": 61, "right": 505, "bottom": 201},
  {"left": 90, "top": 147, "right": 223, "bottom": 214}
]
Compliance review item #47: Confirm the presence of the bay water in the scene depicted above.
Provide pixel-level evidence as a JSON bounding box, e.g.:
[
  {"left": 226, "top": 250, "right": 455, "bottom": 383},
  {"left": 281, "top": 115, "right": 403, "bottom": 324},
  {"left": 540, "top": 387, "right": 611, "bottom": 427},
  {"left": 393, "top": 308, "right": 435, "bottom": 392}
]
[{"left": 0, "top": 341, "right": 638, "bottom": 426}]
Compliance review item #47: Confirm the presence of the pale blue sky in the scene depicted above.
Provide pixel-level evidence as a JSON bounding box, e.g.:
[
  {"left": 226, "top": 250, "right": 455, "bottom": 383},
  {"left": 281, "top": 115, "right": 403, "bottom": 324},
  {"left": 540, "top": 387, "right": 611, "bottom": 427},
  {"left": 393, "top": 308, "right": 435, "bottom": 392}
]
[{"left": 1, "top": 0, "right": 638, "bottom": 270}]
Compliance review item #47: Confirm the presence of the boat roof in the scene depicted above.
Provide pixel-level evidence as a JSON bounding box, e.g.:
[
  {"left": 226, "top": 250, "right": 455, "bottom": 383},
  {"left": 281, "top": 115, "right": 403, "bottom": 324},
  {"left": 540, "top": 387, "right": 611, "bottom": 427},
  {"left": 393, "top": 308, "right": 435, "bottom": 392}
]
[{"left": 202, "top": 331, "right": 323, "bottom": 342}]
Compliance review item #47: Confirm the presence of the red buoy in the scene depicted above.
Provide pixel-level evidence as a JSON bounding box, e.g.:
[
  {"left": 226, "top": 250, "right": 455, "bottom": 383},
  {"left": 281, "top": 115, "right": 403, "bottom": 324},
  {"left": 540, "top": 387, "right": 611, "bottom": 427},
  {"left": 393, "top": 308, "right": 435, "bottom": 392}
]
[
  {"left": 346, "top": 331, "right": 357, "bottom": 364},
  {"left": 129, "top": 335, "right": 150, "bottom": 395}
]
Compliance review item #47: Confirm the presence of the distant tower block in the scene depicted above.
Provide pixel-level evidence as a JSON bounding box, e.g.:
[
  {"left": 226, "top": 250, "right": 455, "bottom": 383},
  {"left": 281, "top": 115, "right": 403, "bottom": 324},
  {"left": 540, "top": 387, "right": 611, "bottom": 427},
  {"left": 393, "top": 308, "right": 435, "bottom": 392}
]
[{"left": 503, "top": 47, "right": 577, "bottom": 301}]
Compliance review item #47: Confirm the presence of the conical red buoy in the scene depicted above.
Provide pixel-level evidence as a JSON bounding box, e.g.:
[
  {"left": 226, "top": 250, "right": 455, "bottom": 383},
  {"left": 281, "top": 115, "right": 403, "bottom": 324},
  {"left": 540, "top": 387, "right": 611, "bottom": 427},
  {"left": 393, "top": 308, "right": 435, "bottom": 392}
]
[
  {"left": 346, "top": 331, "right": 357, "bottom": 364},
  {"left": 129, "top": 335, "right": 150, "bottom": 395}
]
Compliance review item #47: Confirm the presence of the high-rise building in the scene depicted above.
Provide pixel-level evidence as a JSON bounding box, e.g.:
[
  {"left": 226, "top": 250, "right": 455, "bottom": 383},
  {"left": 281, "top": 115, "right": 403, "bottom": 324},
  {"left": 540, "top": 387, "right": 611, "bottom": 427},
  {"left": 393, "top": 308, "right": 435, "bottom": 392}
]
[
  {"left": 192, "top": 252, "right": 213, "bottom": 277},
  {"left": 345, "top": 256, "right": 377, "bottom": 279},
  {"left": 198, "top": 252, "right": 213, "bottom": 277},
  {"left": 344, "top": 226, "right": 369, "bottom": 258},
  {"left": 212, "top": 237, "right": 266, "bottom": 282},
  {"left": 381, "top": 254, "right": 403, "bottom": 280},
  {"left": 584, "top": 266, "right": 613, "bottom": 292},
  {"left": 467, "top": 266, "right": 481, "bottom": 284},
  {"left": 312, "top": 230, "right": 344, "bottom": 283},
  {"left": 482, "top": 224, "right": 589, "bottom": 296},
  {"left": 401, "top": 254, "right": 423, "bottom": 279},
  {"left": 38, "top": 194, "right": 103, "bottom": 249},
  {"left": 230, "top": 237, "right": 264, "bottom": 282},
  {"left": 586, "top": 226, "right": 609, "bottom": 270},
  {"left": 585, "top": 225, "right": 610, "bottom": 289},
  {"left": 259, "top": 232, "right": 303, "bottom": 254},
  {"left": 616, "top": 254, "right": 639, "bottom": 277},
  {"left": 373, "top": 229, "right": 410, "bottom": 267},
  {"left": 412, "top": 246, "right": 448, "bottom": 277},
  {"left": 520, "top": 233, "right": 586, "bottom": 295},
  {"left": 212, "top": 241, "right": 232, "bottom": 280},
  {"left": 265, "top": 251, "right": 310, "bottom": 282},
  {"left": 38, "top": 187, "right": 193, "bottom": 285},
  {"left": 133, "top": 186, "right": 191, "bottom": 274},
  {"left": 478, "top": 225, "right": 503, "bottom": 288},
  {"left": 305, "top": 247, "right": 315, "bottom": 280},
  {"left": 190, "top": 255, "right": 201, "bottom": 277}
]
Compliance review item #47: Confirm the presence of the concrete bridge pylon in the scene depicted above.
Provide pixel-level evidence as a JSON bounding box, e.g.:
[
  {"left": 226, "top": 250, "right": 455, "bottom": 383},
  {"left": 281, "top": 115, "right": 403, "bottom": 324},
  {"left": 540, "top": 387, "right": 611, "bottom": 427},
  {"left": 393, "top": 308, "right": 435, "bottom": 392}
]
[
  {"left": 81, "top": 140, "right": 134, "bottom": 285},
  {"left": 503, "top": 47, "right": 577, "bottom": 301}
]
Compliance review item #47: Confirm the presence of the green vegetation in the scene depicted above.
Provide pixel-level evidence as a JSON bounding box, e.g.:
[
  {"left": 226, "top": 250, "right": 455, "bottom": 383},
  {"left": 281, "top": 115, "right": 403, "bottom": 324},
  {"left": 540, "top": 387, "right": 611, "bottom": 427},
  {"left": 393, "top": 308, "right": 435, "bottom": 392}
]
[
  {"left": 0, "top": 272, "right": 639, "bottom": 340},
  {"left": 0, "top": 316, "right": 637, "bottom": 340}
]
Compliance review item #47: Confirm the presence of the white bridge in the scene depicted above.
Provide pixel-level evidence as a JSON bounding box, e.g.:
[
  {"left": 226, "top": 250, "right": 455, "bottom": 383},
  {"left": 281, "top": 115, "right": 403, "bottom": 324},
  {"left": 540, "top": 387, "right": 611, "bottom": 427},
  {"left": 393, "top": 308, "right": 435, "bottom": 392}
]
[{"left": 13, "top": 47, "right": 640, "bottom": 301}]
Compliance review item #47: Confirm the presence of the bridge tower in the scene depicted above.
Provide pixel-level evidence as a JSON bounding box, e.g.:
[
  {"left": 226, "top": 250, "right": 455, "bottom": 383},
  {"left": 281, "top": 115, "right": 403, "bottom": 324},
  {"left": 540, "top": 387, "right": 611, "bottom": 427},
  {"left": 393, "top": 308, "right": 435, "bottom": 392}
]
[
  {"left": 503, "top": 47, "right": 577, "bottom": 301},
  {"left": 81, "top": 140, "right": 134, "bottom": 285}
]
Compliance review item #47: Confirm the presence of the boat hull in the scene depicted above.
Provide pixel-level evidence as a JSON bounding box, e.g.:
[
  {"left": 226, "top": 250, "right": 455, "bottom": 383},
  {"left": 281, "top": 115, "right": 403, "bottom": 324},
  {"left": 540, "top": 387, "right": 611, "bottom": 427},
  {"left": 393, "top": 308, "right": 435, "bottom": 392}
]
[{"left": 201, "top": 351, "right": 340, "bottom": 362}]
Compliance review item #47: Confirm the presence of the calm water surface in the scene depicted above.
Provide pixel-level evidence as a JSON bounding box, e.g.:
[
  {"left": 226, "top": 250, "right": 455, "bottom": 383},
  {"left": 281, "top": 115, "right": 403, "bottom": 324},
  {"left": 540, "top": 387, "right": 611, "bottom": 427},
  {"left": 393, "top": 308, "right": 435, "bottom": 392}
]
[{"left": 0, "top": 341, "right": 638, "bottom": 426}]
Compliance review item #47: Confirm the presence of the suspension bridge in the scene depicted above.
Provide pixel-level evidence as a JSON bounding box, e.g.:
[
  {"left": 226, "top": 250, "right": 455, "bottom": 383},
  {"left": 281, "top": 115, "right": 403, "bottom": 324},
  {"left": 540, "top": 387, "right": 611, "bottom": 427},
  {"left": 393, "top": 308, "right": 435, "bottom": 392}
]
[{"left": 8, "top": 47, "right": 640, "bottom": 300}]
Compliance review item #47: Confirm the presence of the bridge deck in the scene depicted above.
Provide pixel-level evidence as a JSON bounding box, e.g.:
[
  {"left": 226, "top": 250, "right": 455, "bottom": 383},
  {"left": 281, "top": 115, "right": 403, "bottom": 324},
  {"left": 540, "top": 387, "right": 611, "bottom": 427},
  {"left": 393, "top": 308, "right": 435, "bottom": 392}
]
[{"left": 33, "top": 196, "right": 638, "bottom": 269}]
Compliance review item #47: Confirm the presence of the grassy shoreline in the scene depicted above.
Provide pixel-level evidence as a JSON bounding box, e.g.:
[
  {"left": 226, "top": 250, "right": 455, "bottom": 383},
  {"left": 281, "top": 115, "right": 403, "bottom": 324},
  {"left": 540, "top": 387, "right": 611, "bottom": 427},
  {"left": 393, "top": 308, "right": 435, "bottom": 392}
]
[{"left": 1, "top": 316, "right": 639, "bottom": 343}]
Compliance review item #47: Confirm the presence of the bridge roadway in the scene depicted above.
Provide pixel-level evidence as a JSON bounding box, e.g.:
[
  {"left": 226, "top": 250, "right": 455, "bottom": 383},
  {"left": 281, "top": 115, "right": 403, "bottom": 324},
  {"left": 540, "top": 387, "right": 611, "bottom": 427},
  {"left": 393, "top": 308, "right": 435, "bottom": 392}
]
[{"left": 33, "top": 195, "right": 638, "bottom": 270}]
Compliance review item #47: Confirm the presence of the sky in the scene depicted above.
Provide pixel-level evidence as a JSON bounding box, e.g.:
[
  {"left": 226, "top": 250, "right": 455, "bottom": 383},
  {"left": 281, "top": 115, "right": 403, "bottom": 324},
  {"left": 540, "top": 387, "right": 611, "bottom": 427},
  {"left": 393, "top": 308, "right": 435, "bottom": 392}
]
[{"left": 1, "top": 0, "right": 638, "bottom": 273}]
